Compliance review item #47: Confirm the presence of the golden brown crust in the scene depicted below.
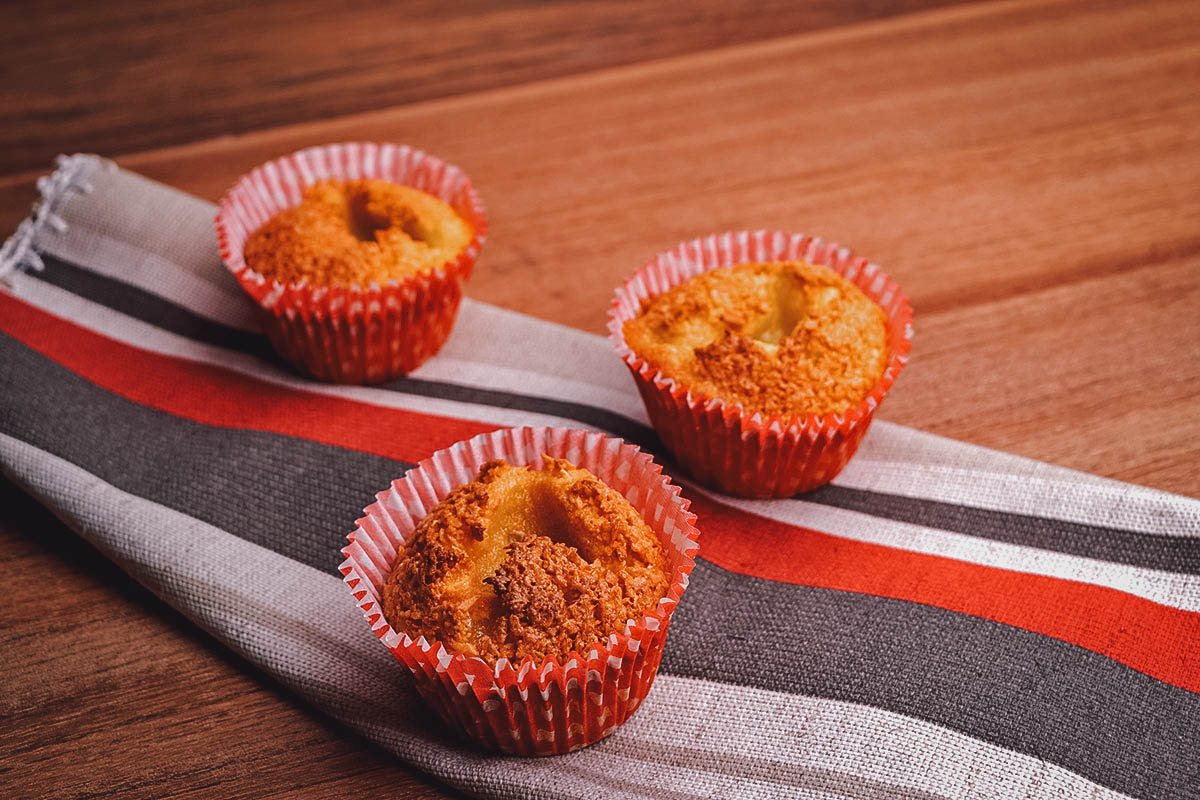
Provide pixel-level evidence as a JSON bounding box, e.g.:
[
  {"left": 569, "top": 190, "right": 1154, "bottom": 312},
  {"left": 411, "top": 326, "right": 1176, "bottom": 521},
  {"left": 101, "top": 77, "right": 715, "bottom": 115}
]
[
  {"left": 380, "top": 457, "right": 670, "bottom": 663},
  {"left": 622, "top": 260, "right": 888, "bottom": 418},
  {"left": 243, "top": 178, "right": 473, "bottom": 288},
  {"left": 484, "top": 538, "right": 628, "bottom": 660}
]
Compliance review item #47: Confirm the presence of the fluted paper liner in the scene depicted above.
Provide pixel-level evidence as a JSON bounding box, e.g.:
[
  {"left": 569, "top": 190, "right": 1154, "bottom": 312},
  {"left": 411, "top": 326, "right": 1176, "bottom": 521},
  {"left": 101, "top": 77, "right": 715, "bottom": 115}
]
[
  {"left": 608, "top": 231, "right": 913, "bottom": 498},
  {"left": 339, "top": 427, "right": 700, "bottom": 755},
  {"left": 215, "top": 142, "right": 487, "bottom": 383}
]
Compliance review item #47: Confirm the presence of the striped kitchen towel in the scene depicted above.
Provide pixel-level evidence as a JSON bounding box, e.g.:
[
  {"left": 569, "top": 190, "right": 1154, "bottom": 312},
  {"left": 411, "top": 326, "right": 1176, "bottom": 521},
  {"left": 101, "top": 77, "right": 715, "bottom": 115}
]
[{"left": 1, "top": 155, "right": 1197, "bottom": 800}]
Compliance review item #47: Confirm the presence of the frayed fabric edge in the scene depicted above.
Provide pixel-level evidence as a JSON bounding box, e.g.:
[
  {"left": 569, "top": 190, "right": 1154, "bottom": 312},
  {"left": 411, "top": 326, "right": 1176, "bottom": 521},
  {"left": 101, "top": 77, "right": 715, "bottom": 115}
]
[{"left": 0, "top": 154, "right": 112, "bottom": 286}]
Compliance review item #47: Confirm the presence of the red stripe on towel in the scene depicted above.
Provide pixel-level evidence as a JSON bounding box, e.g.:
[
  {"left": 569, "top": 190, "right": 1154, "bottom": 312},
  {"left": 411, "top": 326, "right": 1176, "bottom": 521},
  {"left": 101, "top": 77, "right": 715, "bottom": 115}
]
[{"left": 4, "top": 291, "right": 1198, "bottom": 694}]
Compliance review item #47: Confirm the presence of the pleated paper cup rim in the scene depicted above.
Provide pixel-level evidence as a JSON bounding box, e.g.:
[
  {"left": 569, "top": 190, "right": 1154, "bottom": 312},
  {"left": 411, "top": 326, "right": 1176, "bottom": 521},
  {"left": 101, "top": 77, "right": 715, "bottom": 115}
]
[
  {"left": 339, "top": 426, "right": 699, "bottom": 706},
  {"left": 214, "top": 141, "right": 488, "bottom": 314},
  {"left": 607, "top": 230, "right": 913, "bottom": 436}
]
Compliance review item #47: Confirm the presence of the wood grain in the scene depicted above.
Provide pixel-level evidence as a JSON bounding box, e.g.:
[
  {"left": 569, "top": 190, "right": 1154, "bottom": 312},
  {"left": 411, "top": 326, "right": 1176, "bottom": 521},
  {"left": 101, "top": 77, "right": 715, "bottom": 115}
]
[
  {"left": 0, "top": 477, "right": 452, "bottom": 800},
  {"left": 55, "top": 0, "right": 1196, "bottom": 495},
  {"left": 0, "top": 477, "right": 453, "bottom": 800},
  {"left": 2, "top": 1, "right": 1199, "bottom": 799},
  {"left": 0, "top": 0, "right": 968, "bottom": 177}
]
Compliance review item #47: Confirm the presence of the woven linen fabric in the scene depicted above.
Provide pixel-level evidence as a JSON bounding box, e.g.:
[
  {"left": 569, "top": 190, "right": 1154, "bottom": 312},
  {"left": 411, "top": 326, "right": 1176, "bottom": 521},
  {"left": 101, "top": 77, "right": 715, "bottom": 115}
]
[{"left": 2, "top": 155, "right": 1198, "bottom": 800}]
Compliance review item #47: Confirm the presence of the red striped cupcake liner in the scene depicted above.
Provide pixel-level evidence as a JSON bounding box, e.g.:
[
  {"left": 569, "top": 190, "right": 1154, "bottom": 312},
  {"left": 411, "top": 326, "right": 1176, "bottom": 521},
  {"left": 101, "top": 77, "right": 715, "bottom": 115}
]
[
  {"left": 608, "top": 231, "right": 913, "bottom": 498},
  {"left": 215, "top": 142, "right": 488, "bottom": 383},
  {"left": 339, "top": 427, "right": 700, "bottom": 756}
]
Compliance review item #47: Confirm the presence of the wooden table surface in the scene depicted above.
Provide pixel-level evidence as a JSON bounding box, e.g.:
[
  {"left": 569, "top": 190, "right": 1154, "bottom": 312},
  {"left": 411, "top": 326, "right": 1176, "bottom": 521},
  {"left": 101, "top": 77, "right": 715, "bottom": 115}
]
[{"left": 3, "top": 1, "right": 1198, "bottom": 797}]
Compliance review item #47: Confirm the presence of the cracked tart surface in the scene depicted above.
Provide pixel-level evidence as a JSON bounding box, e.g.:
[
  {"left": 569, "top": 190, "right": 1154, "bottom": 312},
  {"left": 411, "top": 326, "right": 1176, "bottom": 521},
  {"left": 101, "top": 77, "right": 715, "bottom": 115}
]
[
  {"left": 243, "top": 178, "right": 474, "bottom": 288},
  {"left": 622, "top": 260, "right": 889, "bottom": 419},
  {"left": 380, "top": 456, "right": 670, "bottom": 664}
]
